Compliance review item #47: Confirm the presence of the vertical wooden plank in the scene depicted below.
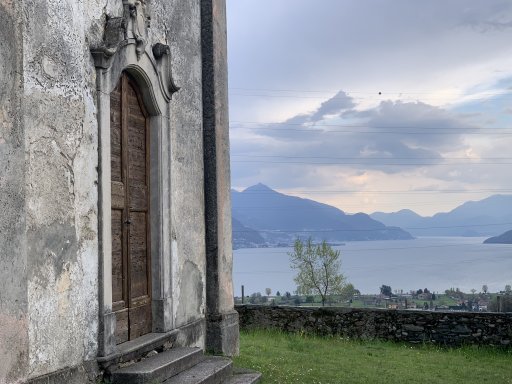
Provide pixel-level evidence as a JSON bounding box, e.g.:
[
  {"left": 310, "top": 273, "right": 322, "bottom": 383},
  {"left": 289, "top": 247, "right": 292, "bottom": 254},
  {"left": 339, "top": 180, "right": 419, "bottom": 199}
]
[
  {"left": 112, "top": 72, "right": 152, "bottom": 344},
  {"left": 129, "top": 212, "right": 148, "bottom": 298},
  {"left": 111, "top": 75, "right": 129, "bottom": 344},
  {"left": 110, "top": 83, "right": 122, "bottom": 183},
  {"left": 111, "top": 209, "right": 124, "bottom": 305},
  {"left": 121, "top": 74, "right": 131, "bottom": 342},
  {"left": 114, "top": 309, "right": 129, "bottom": 344},
  {"left": 125, "top": 78, "right": 152, "bottom": 340}
]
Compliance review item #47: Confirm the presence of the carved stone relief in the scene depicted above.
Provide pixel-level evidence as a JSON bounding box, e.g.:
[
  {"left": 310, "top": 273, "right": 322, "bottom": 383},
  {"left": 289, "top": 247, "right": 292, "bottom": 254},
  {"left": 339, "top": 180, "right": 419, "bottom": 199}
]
[
  {"left": 123, "top": 0, "right": 150, "bottom": 59},
  {"left": 91, "top": 0, "right": 179, "bottom": 99},
  {"left": 152, "top": 43, "right": 180, "bottom": 100}
]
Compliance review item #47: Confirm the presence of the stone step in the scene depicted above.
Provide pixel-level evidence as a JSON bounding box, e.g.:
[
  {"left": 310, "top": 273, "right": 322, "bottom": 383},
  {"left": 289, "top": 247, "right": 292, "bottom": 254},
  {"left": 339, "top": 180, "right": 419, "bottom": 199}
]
[
  {"left": 223, "top": 372, "right": 262, "bottom": 384},
  {"left": 98, "top": 331, "right": 178, "bottom": 370},
  {"left": 163, "top": 357, "right": 232, "bottom": 384},
  {"left": 109, "top": 347, "right": 204, "bottom": 384}
]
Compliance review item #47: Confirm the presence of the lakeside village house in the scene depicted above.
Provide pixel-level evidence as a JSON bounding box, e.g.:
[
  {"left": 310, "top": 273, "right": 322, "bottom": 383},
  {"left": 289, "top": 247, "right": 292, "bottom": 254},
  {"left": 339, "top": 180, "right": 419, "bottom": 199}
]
[{"left": 0, "top": 1, "right": 242, "bottom": 383}]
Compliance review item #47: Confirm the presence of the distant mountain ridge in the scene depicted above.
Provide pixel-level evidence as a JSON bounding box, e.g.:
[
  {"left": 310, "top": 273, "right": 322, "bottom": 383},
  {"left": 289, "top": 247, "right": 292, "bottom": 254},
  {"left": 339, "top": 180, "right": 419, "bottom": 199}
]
[
  {"left": 371, "top": 195, "right": 512, "bottom": 237},
  {"left": 231, "top": 183, "right": 413, "bottom": 248},
  {"left": 232, "top": 217, "right": 265, "bottom": 249},
  {"left": 484, "top": 230, "right": 512, "bottom": 244}
]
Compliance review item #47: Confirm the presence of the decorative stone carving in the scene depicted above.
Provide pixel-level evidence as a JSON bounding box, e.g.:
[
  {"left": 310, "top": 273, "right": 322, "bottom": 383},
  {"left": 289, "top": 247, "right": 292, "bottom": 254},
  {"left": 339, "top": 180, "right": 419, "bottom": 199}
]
[
  {"left": 152, "top": 43, "right": 180, "bottom": 99},
  {"left": 123, "top": 0, "right": 150, "bottom": 59},
  {"left": 90, "top": 1, "right": 179, "bottom": 98},
  {"left": 91, "top": 16, "right": 127, "bottom": 69},
  {"left": 91, "top": 0, "right": 151, "bottom": 68},
  {"left": 152, "top": 42, "right": 169, "bottom": 60}
]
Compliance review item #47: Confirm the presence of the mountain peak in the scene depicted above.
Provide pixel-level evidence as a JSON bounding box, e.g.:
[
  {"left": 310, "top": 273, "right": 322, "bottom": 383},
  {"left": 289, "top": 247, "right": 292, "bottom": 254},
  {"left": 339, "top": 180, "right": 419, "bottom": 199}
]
[
  {"left": 231, "top": 186, "right": 413, "bottom": 243},
  {"left": 243, "top": 183, "right": 275, "bottom": 193}
]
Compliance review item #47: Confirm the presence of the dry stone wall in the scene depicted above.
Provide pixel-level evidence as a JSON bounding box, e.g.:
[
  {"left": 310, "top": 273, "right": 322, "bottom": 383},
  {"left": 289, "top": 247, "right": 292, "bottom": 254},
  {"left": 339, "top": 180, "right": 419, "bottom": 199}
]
[{"left": 236, "top": 305, "right": 512, "bottom": 347}]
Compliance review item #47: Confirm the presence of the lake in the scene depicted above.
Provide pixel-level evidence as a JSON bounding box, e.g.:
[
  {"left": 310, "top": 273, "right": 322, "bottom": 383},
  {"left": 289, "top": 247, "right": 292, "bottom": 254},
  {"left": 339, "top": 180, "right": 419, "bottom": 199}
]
[{"left": 233, "top": 237, "right": 512, "bottom": 296}]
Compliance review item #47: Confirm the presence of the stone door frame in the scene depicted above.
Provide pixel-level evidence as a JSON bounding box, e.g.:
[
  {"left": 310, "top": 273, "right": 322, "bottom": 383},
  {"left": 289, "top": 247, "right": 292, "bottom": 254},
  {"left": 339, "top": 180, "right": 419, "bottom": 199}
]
[{"left": 92, "top": 33, "right": 178, "bottom": 356}]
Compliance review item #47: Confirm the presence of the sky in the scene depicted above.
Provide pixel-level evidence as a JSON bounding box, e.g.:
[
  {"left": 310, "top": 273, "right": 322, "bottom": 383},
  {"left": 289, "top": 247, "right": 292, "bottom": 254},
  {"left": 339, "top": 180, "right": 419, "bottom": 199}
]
[{"left": 226, "top": 0, "right": 512, "bottom": 216}]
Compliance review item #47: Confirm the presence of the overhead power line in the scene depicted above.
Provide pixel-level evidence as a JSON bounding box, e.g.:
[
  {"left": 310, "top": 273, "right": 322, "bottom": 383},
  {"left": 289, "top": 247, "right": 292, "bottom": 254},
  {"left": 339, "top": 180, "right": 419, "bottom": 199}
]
[
  {"left": 229, "top": 93, "right": 512, "bottom": 102},
  {"left": 232, "top": 155, "right": 512, "bottom": 160},
  {"left": 232, "top": 222, "right": 512, "bottom": 234},
  {"left": 232, "top": 160, "right": 512, "bottom": 165},
  {"left": 231, "top": 189, "right": 512, "bottom": 194},
  {"left": 229, "top": 87, "right": 512, "bottom": 96},
  {"left": 230, "top": 127, "right": 512, "bottom": 135},
  {"left": 230, "top": 120, "right": 512, "bottom": 130}
]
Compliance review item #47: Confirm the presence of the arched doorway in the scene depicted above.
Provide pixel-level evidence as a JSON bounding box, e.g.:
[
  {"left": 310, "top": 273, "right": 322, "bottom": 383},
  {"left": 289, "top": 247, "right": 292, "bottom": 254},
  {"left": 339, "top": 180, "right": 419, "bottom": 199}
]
[
  {"left": 91, "top": 14, "right": 179, "bottom": 356},
  {"left": 110, "top": 72, "right": 152, "bottom": 344}
]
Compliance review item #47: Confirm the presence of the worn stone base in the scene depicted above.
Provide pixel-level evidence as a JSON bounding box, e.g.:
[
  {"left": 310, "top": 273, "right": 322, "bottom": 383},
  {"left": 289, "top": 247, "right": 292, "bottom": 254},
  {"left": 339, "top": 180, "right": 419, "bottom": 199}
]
[
  {"left": 206, "top": 310, "right": 240, "bottom": 356},
  {"left": 153, "top": 297, "right": 173, "bottom": 333},
  {"left": 174, "top": 318, "right": 206, "bottom": 349},
  {"left": 28, "top": 361, "right": 100, "bottom": 384},
  {"left": 98, "top": 311, "right": 117, "bottom": 357}
]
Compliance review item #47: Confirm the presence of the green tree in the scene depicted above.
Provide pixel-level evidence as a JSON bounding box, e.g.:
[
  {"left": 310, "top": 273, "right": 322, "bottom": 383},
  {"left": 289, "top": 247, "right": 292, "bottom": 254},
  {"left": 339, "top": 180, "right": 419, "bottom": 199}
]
[
  {"left": 289, "top": 238, "right": 346, "bottom": 306},
  {"left": 249, "top": 292, "right": 262, "bottom": 304},
  {"left": 380, "top": 285, "right": 392, "bottom": 297},
  {"left": 489, "top": 295, "right": 512, "bottom": 312},
  {"left": 339, "top": 283, "right": 358, "bottom": 301},
  {"left": 482, "top": 284, "right": 488, "bottom": 294}
]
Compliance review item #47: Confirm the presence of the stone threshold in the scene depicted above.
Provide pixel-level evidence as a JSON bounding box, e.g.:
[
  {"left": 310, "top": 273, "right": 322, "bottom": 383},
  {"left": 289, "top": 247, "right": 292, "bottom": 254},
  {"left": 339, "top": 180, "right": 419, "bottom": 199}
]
[{"left": 98, "top": 318, "right": 204, "bottom": 370}]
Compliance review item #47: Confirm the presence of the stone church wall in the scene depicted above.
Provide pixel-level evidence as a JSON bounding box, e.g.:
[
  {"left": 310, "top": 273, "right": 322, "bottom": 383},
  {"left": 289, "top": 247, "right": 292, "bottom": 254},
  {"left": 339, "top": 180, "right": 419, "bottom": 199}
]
[
  {"left": 0, "top": 2, "right": 29, "bottom": 383},
  {"left": 0, "top": 1, "right": 215, "bottom": 382}
]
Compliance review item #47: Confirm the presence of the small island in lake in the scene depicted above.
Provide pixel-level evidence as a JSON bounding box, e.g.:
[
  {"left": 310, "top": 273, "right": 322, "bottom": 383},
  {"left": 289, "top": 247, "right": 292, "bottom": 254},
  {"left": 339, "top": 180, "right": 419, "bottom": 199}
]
[{"left": 483, "top": 230, "right": 512, "bottom": 244}]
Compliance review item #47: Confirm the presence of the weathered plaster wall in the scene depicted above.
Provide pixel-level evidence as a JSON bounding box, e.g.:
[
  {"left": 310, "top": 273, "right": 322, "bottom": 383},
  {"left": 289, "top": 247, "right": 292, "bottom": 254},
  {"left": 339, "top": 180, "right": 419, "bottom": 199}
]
[
  {"left": 237, "top": 305, "right": 512, "bottom": 347},
  {"left": 163, "top": 0, "right": 207, "bottom": 331},
  {"left": 22, "top": 0, "right": 101, "bottom": 379},
  {"left": 1, "top": 0, "right": 226, "bottom": 380},
  {"left": 0, "top": 2, "right": 29, "bottom": 383},
  {"left": 202, "top": 0, "right": 239, "bottom": 356},
  {"left": 22, "top": 0, "right": 209, "bottom": 377},
  {"left": 210, "top": 0, "right": 234, "bottom": 318}
]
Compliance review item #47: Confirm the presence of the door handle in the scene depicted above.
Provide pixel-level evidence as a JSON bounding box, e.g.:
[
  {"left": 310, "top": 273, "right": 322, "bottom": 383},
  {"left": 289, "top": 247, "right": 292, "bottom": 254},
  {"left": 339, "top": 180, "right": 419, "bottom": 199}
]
[{"left": 124, "top": 219, "right": 132, "bottom": 225}]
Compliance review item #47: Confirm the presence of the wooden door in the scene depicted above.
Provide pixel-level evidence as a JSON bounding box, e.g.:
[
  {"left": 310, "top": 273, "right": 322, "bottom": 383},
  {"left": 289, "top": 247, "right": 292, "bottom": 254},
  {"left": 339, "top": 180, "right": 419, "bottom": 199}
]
[{"left": 111, "top": 72, "right": 152, "bottom": 344}]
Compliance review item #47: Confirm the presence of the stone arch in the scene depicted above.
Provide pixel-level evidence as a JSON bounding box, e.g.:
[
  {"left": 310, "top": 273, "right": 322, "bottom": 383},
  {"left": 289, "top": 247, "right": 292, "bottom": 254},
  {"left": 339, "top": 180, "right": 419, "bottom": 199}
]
[{"left": 91, "top": 12, "right": 179, "bottom": 356}]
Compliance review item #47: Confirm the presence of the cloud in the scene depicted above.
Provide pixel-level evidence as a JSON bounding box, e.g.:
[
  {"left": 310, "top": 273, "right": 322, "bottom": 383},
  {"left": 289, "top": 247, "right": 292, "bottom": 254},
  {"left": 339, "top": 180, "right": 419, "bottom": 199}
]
[
  {"left": 309, "top": 91, "right": 355, "bottom": 122},
  {"left": 231, "top": 91, "right": 481, "bottom": 191},
  {"left": 460, "top": 2, "right": 512, "bottom": 31},
  {"left": 228, "top": 0, "right": 512, "bottom": 122},
  {"left": 227, "top": 0, "right": 512, "bottom": 214},
  {"left": 230, "top": 93, "right": 511, "bottom": 213}
]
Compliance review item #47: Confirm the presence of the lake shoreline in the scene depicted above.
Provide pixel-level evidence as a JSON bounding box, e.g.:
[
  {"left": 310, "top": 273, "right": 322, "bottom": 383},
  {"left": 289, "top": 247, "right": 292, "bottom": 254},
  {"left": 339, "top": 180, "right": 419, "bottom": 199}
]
[{"left": 233, "top": 237, "right": 512, "bottom": 296}]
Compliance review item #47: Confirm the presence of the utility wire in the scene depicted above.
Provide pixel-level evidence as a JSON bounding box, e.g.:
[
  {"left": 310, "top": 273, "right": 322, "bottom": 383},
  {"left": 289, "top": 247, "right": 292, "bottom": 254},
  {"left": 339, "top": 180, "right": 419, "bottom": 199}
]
[
  {"left": 229, "top": 93, "right": 512, "bottom": 101},
  {"left": 232, "top": 155, "right": 512, "bottom": 160},
  {"left": 230, "top": 127, "right": 512, "bottom": 135},
  {"left": 232, "top": 222, "right": 512, "bottom": 234},
  {"left": 230, "top": 121, "right": 512, "bottom": 130},
  {"left": 229, "top": 87, "right": 512, "bottom": 96},
  {"left": 232, "top": 160, "right": 512, "bottom": 165},
  {"left": 231, "top": 188, "right": 512, "bottom": 197}
]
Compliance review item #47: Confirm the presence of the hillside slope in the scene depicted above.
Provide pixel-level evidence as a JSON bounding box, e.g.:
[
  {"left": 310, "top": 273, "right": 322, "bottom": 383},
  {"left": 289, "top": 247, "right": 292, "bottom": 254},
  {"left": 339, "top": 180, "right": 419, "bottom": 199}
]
[
  {"left": 371, "top": 195, "right": 512, "bottom": 237},
  {"left": 232, "top": 183, "right": 412, "bottom": 246},
  {"left": 483, "top": 230, "right": 512, "bottom": 244}
]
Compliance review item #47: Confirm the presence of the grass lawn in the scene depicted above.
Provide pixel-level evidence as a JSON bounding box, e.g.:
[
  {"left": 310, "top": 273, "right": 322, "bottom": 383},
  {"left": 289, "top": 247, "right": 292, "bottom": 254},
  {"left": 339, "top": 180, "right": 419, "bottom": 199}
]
[{"left": 234, "top": 329, "right": 512, "bottom": 384}]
